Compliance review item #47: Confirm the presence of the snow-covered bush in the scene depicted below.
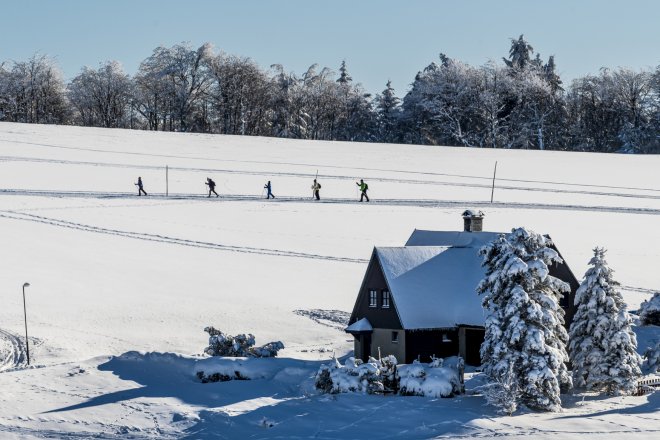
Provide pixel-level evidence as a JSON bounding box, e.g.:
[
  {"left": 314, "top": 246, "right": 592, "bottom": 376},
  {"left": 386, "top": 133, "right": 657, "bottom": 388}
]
[
  {"left": 477, "top": 227, "right": 571, "bottom": 412},
  {"left": 380, "top": 355, "right": 399, "bottom": 392},
  {"left": 250, "top": 341, "right": 285, "bottom": 358},
  {"left": 643, "top": 342, "right": 660, "bottom": 375},
  {"left": 639, "top": 292, "right": 660, "bottom": 326},
  {"left": 482, "top": 362, "right": 520, "bottom": 416},
  {"left": 398, "top": 357, "right": 462, "bottom": 398},
  {"left": 203, "top": 327, "right": 284, "bottom": 358},
  {"left": 315, "top": 357, "right": 385, "bottom": 394},
  {"left": 315, "top": 355, "right": 461, "bottom": 397},
  {"left": 194, "top": 357, "right": 288, "bottom": 383},
  {"left": 315, "top": 364, "right": 334, "bottom": 393},
  {"left": 569, "top": 248, "right": 642, "bottom": 395},
  {"left": 204, "top": 327, "right": 254, "bottom": 356},
  {"left": 196, "top": 369, "right": 249, "bottom": 383}
]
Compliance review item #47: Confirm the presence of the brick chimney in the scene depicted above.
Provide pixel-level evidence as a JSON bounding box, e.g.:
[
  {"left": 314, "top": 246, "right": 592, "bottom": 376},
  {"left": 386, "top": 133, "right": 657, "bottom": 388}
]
[{"left": 462, "top": 210, "right": 484, "bottom": 232}]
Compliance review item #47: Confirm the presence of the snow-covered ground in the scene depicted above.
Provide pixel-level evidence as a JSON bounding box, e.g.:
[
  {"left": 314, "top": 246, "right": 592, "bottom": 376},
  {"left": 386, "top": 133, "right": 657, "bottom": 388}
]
[{"left": 0, "top": 122, "right": 658, "bottom": 438}]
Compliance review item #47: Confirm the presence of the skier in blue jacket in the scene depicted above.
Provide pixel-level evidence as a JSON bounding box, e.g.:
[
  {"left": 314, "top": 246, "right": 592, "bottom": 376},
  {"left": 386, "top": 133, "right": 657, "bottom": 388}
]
[
  {"left": 136, "top": 177, "right": 147, "bottom": 196},
  {"left": 264, "top": 181, "right": 275, "bottom": 199},
  {"left": 206, "top": 177, "right": 219, "bottom": 197}
]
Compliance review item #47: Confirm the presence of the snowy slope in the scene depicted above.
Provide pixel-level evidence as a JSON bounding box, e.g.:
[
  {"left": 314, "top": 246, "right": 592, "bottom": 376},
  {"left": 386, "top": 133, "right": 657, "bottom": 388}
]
[{"left": 0, "top": 122, "right": 659, "bottom": 438}]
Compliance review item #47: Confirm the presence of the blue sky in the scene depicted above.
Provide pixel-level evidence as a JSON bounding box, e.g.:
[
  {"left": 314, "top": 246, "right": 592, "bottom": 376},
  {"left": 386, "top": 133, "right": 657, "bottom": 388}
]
[{"left": 3, "top": 0, "right": 659, "bottom": 95}]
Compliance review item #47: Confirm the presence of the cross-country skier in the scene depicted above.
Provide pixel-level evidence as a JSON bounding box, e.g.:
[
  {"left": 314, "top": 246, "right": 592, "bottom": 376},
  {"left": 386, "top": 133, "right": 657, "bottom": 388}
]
[
  {"left": 356, "top": 179, "right": 369, "bottom": 202},
  {"left": 311, "top": 179, "right": 321, "bottom": 200},
  {"left": 264, "top": 181, "right": 275, "bottom": 199},
  {"left": 205, "top": 177, "right": 219, "bottom": 197},
  {"left": 136, "top": 177, "right": 148, "bottom": 196}
]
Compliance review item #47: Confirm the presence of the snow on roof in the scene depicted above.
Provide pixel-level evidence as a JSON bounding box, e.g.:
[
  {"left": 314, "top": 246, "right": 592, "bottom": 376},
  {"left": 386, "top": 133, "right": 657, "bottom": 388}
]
[
  {"left": 375, "top": 246, "right": 489, "bottom": 329},
  {"left": 345, "top": 317, "right": 373, "bottom": 333},
  {"left": 462, "top": 209, "right": 484, "bottom": 218},
  {"left": 405, "top": 229, "right": 501, "bottom": 248}
]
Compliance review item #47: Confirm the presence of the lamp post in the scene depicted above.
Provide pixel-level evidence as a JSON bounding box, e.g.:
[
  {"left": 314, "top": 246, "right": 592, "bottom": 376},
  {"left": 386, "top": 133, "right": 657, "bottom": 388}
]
[{"left": 22, "top": 282, "right": 30, "bottom": 365}]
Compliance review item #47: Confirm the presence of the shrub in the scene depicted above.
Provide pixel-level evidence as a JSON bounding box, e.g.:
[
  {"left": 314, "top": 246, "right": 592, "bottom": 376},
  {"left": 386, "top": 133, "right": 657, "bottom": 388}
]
[
  {"left": 639, "top": 292, "right": 660, "bottom": 326},
  {"left": 203, "top": 326, "right": 284, "bottom": 358}
]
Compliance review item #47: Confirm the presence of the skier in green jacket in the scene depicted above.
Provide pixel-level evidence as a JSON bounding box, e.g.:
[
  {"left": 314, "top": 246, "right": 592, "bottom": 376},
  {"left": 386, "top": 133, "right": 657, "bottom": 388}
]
[{"left": 356, "top": 179, "right": 369, "bottom": 202}]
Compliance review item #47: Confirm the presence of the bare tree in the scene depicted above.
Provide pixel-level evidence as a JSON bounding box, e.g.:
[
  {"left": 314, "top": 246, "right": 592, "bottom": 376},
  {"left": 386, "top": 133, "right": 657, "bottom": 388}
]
[
  {"left": 0, "top": 54, "right": 68, "bottom": 124},
  {"left": 206, "top": 53, "right": 272, "bottom": 135},
  {"left": 68, "top": 61, "right": 133, "bottom": 128},
  {"left": 134, "top": 43, "right": 212, "bottom": 132}
]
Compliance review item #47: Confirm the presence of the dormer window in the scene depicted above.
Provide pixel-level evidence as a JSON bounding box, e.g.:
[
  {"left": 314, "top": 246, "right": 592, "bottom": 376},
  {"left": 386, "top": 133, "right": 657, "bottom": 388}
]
[
  {"left": 382, "top": 291, "right": 390, "bottom": 308},
  {"left": 369, "top": 290, "right": 377, "bottom": 307}
]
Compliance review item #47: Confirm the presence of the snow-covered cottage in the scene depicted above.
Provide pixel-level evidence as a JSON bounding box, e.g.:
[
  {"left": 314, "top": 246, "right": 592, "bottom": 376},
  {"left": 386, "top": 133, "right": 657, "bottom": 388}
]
[{"left": 345, "top": 211, "right": 579, "bottom": 366}]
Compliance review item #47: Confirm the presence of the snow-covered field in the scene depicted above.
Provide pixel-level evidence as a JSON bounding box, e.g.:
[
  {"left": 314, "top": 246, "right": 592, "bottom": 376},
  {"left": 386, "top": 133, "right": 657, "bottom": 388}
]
[{"left": 0, "top": 122, "right": 658, "bottom": 438}]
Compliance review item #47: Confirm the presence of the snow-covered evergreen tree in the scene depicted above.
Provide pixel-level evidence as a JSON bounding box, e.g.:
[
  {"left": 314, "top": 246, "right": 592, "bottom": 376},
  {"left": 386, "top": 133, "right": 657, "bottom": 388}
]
[
  {"left": 568, "top": 248, "right": 642, "bottom": 394},
  {"left": 336, "top": 60, "right": 352, "bottom": 85},
  {"left": 543, "top": 55, "right": 563, "bottom": 94},
  {"left": 503, "top": 35, "right": 534, "bottom": 71},
  {"left": 374, "top": 80, "right": 401, "bottom": 142},
  {"left": 478, "top": 227, "right": 571, "bottom": 412}
]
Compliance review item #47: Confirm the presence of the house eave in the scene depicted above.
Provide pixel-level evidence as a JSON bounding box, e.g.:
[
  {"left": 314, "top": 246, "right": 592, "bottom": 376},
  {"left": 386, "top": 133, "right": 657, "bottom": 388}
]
[{"left": 345, "top": 329, "right": 373, "bottom": 335}]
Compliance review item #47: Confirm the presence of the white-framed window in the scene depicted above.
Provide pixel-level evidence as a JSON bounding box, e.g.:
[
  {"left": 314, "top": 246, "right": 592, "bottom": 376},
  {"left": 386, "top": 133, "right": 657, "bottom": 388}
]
[
  {"left": 382, "top": 290, "right": 390, "bottom": 308},
  {"left": 369, "top": 290, "right": 377, "bottom": 307},
  {"left": 391, "top": 331, "right": 399, "bottom": 343}
]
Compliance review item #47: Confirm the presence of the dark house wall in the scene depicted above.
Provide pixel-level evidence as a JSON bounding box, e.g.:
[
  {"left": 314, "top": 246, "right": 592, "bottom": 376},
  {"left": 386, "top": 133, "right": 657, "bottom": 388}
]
[
  {"left": 356, "top": 334, "right": 371, "bottom": 362},
  {"left": 404, "top": 329, "right": 458, "bottom": 364},
  {"left": 548, "top": 243, "right": 580, "bottom": 328},
  {"left": 348, "top": 250, "right": 403, "bottom": 330},
  {"left": 459, "top": 327, "right": 485, "bottom": 366}
]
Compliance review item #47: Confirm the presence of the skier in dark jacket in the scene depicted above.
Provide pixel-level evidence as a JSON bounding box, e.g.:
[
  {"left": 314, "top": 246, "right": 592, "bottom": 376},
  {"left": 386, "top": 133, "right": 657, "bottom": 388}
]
[
  {"left": 311, "top": 179, "right": 321, "bottom": 200},
  {"left": 264, "top": 181, "right": 275, "bottom": 199},
  {"left": 205, "top": 177, "right": 219, "bottom": 197},
  {"left": 356, "top": 179, "right": 369, "bottom": 202},
  {"left": 136, "top": 177, "right": 147, "bottom": 196}
]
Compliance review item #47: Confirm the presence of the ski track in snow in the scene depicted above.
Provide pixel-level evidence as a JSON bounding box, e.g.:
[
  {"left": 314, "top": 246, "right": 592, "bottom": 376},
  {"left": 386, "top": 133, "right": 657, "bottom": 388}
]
[
  {"left": 0, "top": 329, "right": 28, "bottom": 372},
  {"left": 0, "top": 424, "right": 169, "bottom": 440},
  {"left": 1, "top": 194, "right": 656, "bottom": 294},
  {"left": 621, "top": 285, "right": 658, "bottom": 295},
  {"left": 0, "top": 210, "right": 368, "bottom": 264}
]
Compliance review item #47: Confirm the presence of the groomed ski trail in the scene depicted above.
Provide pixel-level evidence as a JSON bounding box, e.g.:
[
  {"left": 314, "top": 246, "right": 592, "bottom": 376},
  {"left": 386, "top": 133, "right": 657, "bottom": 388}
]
[{"left": 3, "top": 189, "right": 660, "bottom": 216}]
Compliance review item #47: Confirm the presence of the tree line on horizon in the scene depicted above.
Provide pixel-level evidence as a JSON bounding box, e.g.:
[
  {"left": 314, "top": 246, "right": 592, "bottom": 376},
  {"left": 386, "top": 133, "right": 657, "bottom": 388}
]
[{"left": 0, "top": 35, "right": 658, "bottom": 153}]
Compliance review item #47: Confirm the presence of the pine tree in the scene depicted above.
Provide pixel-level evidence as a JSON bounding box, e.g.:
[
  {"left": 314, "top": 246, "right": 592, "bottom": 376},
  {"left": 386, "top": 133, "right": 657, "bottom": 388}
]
[
  {"left": 543, "top": 56, "right": 563, "bottom": 94},
  {"left": 568, "top": 248, "right": 642, "bottom": 394},
  {"left": 337, "top": 60, "right": 352, "bottom": 85},
  {"left": 375, "top": 80, "right": 401, "bottom": 142},
  {"left": 478, "top": 227, "right": 572, "bottom": 412},
  {"left": 503, "top": 35, "right": 534, "bottom": 71},
  {"left": 531, "top": 53, "right": 544, "bottom": 72}
]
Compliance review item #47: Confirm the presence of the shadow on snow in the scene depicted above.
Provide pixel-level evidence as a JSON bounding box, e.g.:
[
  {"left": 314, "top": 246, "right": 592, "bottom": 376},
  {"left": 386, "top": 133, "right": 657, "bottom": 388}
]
[{"left": 43, "top": 351, "right": 490, "bottom": 439}]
